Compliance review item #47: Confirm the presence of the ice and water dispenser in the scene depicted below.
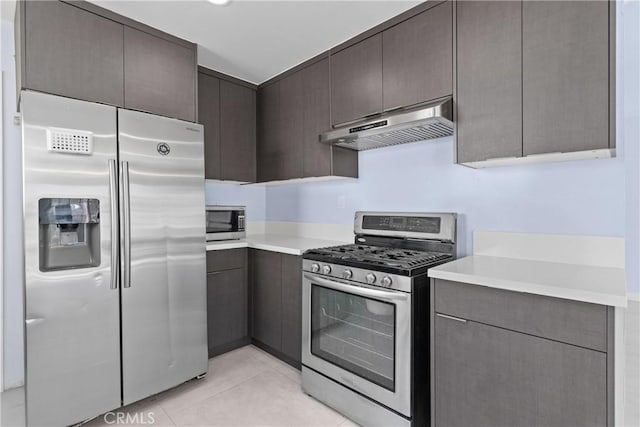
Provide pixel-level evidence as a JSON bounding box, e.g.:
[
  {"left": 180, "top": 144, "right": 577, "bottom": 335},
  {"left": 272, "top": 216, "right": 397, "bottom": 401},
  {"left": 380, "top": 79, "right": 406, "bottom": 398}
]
[{"left": 38, "top": 198, "right": 101, "bottom": 271}]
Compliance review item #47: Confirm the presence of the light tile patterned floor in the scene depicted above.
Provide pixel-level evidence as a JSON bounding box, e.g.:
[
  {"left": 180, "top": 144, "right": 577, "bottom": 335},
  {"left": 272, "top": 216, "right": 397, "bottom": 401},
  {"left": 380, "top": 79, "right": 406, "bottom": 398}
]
[{"left": 0, "top": 345, "right": 358, "bottom": 427}]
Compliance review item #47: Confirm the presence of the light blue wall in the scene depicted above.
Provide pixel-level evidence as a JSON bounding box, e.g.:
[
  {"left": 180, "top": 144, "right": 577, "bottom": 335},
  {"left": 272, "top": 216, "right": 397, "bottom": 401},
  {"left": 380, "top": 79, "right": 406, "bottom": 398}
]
[
  {"left": 205, "top": 181, "right": 266, "bottom": 221},
  {"left": 265, "top": 140, "right": 625, "bottom": 262}
]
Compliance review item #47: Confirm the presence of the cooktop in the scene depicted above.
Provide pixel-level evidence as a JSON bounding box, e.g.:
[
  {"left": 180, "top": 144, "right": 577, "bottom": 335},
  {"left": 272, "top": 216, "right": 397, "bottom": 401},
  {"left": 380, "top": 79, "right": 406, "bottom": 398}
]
[{"left": 303, "top": 244, "right": 453, "bottom": 276}]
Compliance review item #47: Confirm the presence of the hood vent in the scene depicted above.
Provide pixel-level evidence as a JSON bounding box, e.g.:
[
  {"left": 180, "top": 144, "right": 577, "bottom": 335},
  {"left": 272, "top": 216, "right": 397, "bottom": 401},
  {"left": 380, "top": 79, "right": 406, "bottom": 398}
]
[{"left": 320, "top": 97, "right": 453, "bottom": 151}]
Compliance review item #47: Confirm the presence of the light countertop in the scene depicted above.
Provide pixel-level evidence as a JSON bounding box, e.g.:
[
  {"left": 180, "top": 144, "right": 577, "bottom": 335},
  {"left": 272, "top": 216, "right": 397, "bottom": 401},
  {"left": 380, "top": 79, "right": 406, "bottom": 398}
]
[
  {"left": 206, "top": 234, "right": 350, "bottom": 256},
  {"left": 428, "top": 255, "right": 628, "bottom": 307}
]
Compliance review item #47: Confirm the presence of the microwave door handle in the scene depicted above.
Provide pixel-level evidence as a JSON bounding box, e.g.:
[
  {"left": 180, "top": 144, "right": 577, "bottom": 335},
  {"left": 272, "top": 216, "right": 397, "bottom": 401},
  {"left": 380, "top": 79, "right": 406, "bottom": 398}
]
[
  {"left": 303, "top": 273, "right": 408, "bottom": 301},
  {"left": 108, "top": 160, "right": 119, "bottom": 290}
]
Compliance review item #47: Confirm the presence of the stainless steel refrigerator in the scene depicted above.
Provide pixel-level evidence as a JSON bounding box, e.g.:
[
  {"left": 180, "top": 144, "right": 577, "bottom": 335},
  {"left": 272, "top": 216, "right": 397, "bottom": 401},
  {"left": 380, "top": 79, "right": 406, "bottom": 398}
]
[{"left": 21, "top": 90, "right": 208, "bottom": 426}]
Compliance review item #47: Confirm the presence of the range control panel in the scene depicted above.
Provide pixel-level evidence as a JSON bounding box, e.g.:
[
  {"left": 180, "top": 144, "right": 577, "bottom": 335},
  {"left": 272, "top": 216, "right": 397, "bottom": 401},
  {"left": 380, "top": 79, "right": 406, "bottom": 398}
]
[
  {"left": 361, "top": 215, "right": 441, "bottom": 233},
  {"left": 354, "top": 211, "right": 456, "bottom": 243}
]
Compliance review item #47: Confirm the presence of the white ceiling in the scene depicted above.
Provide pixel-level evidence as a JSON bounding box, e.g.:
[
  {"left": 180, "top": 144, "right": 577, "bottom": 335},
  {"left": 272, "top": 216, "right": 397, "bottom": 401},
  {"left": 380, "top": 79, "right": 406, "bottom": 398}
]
[{"left": 82, "top": 0, "right": 421, "bottom": 84}]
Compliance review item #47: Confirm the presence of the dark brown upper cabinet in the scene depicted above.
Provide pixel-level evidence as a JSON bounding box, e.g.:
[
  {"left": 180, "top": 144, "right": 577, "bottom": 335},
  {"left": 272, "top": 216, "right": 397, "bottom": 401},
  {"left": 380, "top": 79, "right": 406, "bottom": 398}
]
[
  {"left": 124, "top": 27, "right": 196, "bottom": 122},
  {"left": 198, "top": 68, "right": 257, "bottom": 182},
  {"left": 17, "top": 0, "right": 125, "bottom": 107},
  {"left": 257, "top": 81, "right": 283, "bottom": 183},
  {"left": 301, "top": 59, "right": 358, "bottom": 179},
  {"left": 330, "top": 34, "right": 383, "bottom": 126},
  {"left": 382, "top": 1, "right": 453, "bottom": 111},
  {"left": 277, "top": 72, "right": 305, "bottom": 180},
  {"left": 257, "top": 58, "right": 358, "bottom": 183},
  {"left": 257, "top": 73, "right": 304, "bottom": 182},
  {"left": 455, "top": 0, "right": 522, "bottom": 163},
  {"left": 522, "top": 0, "right": 612, "bottom": 155},
  {"left": 456, "top": 0, "right": 614, "bottom": 165},
  {"left": 220, "top": 80, "right": 257, "bottom": 183},
  {"left": 15, "top": 0, "right": 197, "bottom": 122},
  {"left": 198, "top": 72, "right": 222, "bottom": 180}
]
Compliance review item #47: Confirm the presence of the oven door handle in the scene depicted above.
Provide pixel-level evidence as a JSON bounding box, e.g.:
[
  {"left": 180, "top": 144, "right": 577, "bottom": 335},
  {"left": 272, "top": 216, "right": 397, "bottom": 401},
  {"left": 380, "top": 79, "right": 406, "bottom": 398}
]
[{"left": 304, "top": 273, "right": 408, "bottom": 301}]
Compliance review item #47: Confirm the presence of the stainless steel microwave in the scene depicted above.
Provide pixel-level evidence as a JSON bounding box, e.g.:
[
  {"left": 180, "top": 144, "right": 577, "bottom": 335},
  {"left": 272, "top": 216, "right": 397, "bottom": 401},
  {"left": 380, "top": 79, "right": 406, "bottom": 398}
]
[{"left": 206, "top": 206, "right": 246, "bottom": 241}]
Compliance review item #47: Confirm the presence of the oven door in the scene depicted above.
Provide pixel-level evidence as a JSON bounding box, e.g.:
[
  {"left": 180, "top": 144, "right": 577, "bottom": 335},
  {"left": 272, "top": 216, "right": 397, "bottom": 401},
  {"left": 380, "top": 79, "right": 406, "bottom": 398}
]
[{"left": 302, "top": 272, "right": 412, "bottom": 417}]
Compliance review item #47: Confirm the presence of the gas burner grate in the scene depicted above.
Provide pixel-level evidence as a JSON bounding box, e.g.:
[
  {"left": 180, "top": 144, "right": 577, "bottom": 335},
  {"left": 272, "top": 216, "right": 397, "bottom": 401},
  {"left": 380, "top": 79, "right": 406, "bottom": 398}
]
[{"left": 306, "top": 244, "right": 452, "bottom": 272}]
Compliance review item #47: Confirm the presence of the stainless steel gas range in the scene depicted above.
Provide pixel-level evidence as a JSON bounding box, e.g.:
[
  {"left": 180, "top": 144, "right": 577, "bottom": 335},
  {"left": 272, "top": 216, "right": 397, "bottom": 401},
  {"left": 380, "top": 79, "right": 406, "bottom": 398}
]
[{"left": 301, "top": 212, "right": 457, "bottom": 427}]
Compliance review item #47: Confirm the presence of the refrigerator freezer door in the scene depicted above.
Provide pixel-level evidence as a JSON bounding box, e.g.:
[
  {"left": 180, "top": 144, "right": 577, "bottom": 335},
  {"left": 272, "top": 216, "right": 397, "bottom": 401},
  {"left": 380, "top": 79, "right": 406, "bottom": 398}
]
[
  {"left": 118, "top": 109, "right": 208, "bottom": 405},
  {"left": 21, "top": 91, "right": 121, "bottom": 426}
]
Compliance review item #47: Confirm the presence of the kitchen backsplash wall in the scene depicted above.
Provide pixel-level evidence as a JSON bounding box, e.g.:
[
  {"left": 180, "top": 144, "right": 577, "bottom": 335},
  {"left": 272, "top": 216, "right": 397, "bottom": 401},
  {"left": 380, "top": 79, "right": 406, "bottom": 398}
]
[
  {"left": 265, "top": 138, "right": 625, "bottom": 261},
  {"left": 205, "top": 181, "right": 266, "bottom": 221}
]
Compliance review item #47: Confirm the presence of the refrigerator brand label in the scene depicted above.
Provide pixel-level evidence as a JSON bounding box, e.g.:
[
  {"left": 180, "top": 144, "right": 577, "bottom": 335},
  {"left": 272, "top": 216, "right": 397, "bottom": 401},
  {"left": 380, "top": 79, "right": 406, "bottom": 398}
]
[{"left": 157, "top": 143, "right": 171, "bottom": 156}]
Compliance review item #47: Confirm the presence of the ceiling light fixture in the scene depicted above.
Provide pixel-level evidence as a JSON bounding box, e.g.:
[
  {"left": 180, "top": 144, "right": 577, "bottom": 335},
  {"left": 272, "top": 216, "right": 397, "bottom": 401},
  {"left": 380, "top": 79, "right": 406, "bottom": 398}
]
[{"left": 207, "top": 0, "right": 231, "bottom": 5}]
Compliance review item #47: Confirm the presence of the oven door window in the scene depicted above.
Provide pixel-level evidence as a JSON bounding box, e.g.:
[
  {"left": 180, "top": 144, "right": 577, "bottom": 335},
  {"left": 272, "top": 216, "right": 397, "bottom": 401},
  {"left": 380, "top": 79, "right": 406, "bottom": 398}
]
[
  {"left": 311, "top": 285, "right": 395, "bottom": 391},
  {"left": 206, "top": 211, "right": 234, "bottom": 233}
]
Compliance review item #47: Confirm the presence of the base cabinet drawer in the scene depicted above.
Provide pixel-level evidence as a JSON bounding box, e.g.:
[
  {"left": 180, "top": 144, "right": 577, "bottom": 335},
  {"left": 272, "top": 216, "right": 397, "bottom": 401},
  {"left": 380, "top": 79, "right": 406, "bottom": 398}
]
[
  {"left": 434, "top": 279, "right": 608, "bottom": 351},
  {"left": 434, "top": 315, "right": 607, "bottom": 427},
  {"left": 207, "top": 248, "right": 247, "bottom": 272}
]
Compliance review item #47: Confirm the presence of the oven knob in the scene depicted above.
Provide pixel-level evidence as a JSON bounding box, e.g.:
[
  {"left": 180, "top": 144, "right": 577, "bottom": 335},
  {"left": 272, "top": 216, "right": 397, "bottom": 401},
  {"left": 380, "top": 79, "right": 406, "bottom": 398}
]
[
  {"left": 342, "top": 269, "right": 353, "bottom": 279},
  {"left": 311, "top": 263, "right": 320, "bottom": 273},
  {"left": 381, "top": 276, "right": 393, "bottom": 287},
  {"left": 365, "top": 273, "right": 377, "bottom": 284},
  {"left": 322, "top": 265, "right": 332, "bottom": 275}
]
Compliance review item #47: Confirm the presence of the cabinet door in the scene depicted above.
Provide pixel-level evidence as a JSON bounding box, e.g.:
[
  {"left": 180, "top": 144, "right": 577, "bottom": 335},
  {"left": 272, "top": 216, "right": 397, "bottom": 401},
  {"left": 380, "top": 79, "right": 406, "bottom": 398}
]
[
  {"left": 23, "top": 0, "right": 124, "bottom": 106},
  {"left": 382, "top": 1, "right": 453, "bottom": 111},
  {"left": 124, "top": 27, "right": 196, "bottom": 122},
  {"left": 198, "top": 72, "right": 221, "bottom": 180},
  {"left": 277, "top": 73, "right": 304, "bottom": 180},
  {"left": 220, "top": 81, "right": 256, "bottom": 183},
  {"left": 281, "top": 254, "right": 302, "bottom": 366},
  {"left": 207, "top": 268, "right": 247, "bottom": 357},
  {"left": 522, "top": 1, "right": 610, "bottom": 155},
  {"left": 331, "top": 34, "right": 383, "bottom": 125},
  {"left": 434, "top": 315, "right": 607, "bottom": 427},
  {"left": 301, "top": 59, "right": 332, "bottom": 177},
  {"left": 251, "top": 250, "right": 282, "bottom": 350},
  {"left": 257, "top": 82, "right": 280, "bottom": 182},
  {"left": 456, "top": 1, "right": 522, "bottom": 163}
]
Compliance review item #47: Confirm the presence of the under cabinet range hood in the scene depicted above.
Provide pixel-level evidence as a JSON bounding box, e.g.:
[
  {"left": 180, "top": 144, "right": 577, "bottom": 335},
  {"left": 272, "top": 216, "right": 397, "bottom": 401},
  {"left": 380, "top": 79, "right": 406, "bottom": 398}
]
[{"left": 320, "top": 97, "right": 453, "bottom": 151}]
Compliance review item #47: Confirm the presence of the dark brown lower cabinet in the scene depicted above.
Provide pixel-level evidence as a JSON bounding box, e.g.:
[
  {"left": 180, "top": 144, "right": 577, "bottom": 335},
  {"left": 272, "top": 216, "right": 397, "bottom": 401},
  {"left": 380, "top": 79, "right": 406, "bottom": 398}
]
[
  {"left": 250, "top": 249, "right": 302, "bottom": 368},
  {"left": 251, "top": 250, "right": 282, "bottom": 351},
  {"left": 433, "top": 279, "right": 612, "bottom": 427},
  {"left": 281, "top": 255, "right": 303, "bottom": 364},
  {"left": 206, "top": 249, "right": 249, "bottom": 358}
]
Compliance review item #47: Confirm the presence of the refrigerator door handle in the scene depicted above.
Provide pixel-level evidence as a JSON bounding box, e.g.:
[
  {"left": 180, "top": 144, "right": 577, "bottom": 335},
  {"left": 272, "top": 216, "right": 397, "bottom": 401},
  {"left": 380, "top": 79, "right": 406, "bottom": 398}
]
[
  {"left": 121, "top": 160, "right": 132, "bottom": 288},
  {"left": 109, "top": 160, "right": 120, "bottom": 290}
]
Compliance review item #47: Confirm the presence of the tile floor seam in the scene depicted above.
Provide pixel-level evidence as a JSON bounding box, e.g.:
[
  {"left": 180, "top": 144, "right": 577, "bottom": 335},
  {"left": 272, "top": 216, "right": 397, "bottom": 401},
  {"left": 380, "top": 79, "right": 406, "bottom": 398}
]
[
  {"left": 159, "top": 369, "right": 269, "bottom": 418},
  {"left": 160, "top": 405, "right": 178, "bottom": 427}
]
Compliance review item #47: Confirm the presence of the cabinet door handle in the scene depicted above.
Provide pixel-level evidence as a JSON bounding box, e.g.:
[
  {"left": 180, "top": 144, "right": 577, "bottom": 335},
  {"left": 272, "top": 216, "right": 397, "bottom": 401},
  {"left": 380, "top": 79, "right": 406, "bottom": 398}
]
[{"left": 436, "top": 313, "right": 467, "bottom": 323}]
